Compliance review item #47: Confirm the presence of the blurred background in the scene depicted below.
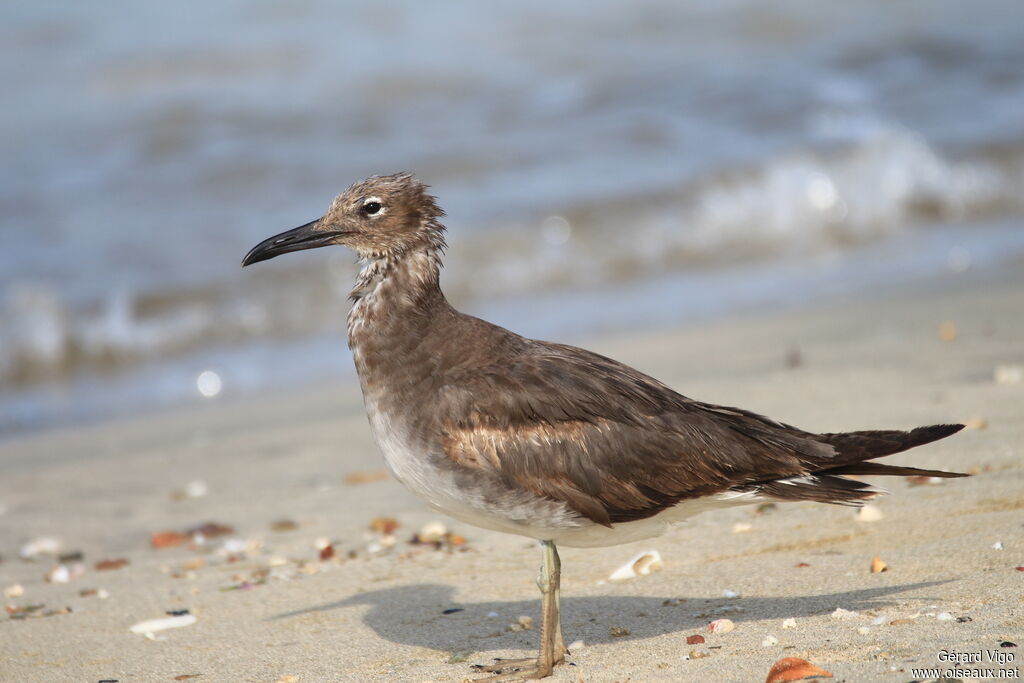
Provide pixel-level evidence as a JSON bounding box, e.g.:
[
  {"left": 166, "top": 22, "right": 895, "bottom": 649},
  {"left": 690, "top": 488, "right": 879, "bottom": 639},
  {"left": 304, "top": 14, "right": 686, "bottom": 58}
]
[{"left": 3, "top": 0, "right": 1024, "bottom": 434}]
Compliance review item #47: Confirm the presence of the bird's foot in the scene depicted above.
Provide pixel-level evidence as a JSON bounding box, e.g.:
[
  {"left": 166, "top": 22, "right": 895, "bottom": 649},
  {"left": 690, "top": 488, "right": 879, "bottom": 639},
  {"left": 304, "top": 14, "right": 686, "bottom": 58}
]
[{"left": 470, "top": 656, "right": 556, "bottom": 681}]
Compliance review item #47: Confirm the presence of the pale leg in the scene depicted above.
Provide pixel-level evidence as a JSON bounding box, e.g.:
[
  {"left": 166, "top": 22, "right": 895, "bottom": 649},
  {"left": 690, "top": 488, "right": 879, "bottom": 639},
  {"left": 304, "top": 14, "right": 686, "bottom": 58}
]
[{"left": 473, "top": 540, "right": 567, "bottom": 681}]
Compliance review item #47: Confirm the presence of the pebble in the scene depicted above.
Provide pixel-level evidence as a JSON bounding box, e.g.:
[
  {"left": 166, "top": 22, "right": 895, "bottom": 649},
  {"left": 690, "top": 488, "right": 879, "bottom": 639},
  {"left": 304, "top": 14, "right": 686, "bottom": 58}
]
[
  {"left": 936, "top": 612, "right": 955, "bottom": 621},
  {"left": 708, "top": 618, "right": 735, "bottom": 634},
  {"left": 608, "top": 626, "right": 631, "bottom": 637},
  {"left": 722, "top": 589, "right": 740, "bottom": 598},
  {"left": 761, "top": 634, "right": 779, "bottom": 647},
  {"left": 608, "top": 550, "right": 664, "bottom": 581},
  {"left": 782, "top": 618, "right": 797, "bottom": 629},
  {"left": 857, "top": 626, "right": 871, "bottom": 635},
  {"left": 4, "top": 583, "right": 24, "bottom": 598},
  {"left": 508, "top": 615, "right": 533, "bottom": 632},
  {"left": 689, "top": 649, "right": 709, "bottom": 659},
  {"left": 686, "top": 634, "right": 705, "bottom": 645},
  {"left": 732, "top": 522, "right": 752, "bottom": 533},
  {"left": 856, "top": 505, "right": 884, "bottom": 522},
  {"left": 992, "top": 541, "right": 1005, "bottom": 550}
]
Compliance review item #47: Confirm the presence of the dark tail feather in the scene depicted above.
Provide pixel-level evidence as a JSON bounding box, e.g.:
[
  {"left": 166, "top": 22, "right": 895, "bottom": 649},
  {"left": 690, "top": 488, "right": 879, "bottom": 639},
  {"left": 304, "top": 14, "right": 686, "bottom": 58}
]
[
  {"left": 744, "top": 423, "right": 967, "bottom": 506},
  {"left": 822, "top": 462, "right": 968, "bottom": 478},
  {"left": 819, "top": 423, "right": 965, "bottom": 462},
  {"left": 753, "top": 474, "right": 878, "bottom": 506}
]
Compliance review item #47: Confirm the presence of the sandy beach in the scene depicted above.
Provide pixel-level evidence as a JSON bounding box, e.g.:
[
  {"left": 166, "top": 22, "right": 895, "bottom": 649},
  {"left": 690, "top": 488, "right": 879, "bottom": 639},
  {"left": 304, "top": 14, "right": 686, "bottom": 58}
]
[{"left": 2, "top": 265, "right": 1022, "bottom": 683}]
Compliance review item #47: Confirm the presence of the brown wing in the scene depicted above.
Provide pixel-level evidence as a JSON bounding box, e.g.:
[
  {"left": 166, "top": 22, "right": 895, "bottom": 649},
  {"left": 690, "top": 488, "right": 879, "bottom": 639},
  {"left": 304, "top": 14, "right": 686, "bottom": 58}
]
[{"left": 436, "top": 340, "right": 838, "bottom": 526}]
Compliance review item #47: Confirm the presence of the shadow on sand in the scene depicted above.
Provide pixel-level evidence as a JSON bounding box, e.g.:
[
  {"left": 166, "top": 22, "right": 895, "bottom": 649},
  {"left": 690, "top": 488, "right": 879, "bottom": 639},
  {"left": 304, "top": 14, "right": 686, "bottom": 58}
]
[{"left": 271, "top": 580, "right": 950, "bottom": 654}]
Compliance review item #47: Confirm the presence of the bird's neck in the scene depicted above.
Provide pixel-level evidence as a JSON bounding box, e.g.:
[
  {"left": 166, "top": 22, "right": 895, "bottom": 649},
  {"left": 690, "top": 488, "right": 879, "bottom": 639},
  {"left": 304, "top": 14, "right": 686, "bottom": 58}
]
[{"left": 346, "top": 245, "right": 449, "bottom": 369}]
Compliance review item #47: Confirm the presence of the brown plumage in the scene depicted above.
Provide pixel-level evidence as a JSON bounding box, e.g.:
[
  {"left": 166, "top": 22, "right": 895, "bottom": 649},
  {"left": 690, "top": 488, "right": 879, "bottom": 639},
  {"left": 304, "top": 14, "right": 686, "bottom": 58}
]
[{"left": 243, "top": 173, "right": 966, "bottom": 681}]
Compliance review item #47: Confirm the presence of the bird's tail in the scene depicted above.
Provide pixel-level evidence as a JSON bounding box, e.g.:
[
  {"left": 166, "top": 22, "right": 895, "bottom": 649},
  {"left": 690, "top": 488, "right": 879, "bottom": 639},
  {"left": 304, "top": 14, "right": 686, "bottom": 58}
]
[
  {"left": 751, "top": 423, "right": 966, "bottom": 506},
  {"left": 817, "top": 423, "right": 966, "bottom": 463}
]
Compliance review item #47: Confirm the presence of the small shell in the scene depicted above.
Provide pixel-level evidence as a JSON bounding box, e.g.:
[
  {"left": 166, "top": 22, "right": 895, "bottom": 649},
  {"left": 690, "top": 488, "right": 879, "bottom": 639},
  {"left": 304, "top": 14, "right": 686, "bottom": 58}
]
[
  {"left": 4, "top": 583, "right": 24, "bottom": 598},
  {"left": 708, "top": 618, "right": 735, "bottom": 634},
  {"left": 936, "top": 612, "right": 955, "bottom": 621},
  {"left": 608, "top": 550, "right": 664, "bottom": 581},
  {"left": 732, "top": 522, "right": 753, "bottom": 534},
  {"left": 782, "top": 618, "right": 797, "bottom": 629},
  {"left": 870, "top": 556, "right": 888, "bottom": 573},
  {"left": 765, "top": 657, "right": 833, "bottom": 683},
  {"left": 129, "top": 613, "right": 196, "bottom": 635}
]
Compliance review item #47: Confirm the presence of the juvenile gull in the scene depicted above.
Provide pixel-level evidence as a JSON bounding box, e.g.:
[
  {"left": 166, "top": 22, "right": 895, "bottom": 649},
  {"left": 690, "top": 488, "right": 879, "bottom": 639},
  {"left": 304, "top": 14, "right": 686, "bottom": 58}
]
[{"left": 242, "top": 173, "right": 966, "bottom": 681}]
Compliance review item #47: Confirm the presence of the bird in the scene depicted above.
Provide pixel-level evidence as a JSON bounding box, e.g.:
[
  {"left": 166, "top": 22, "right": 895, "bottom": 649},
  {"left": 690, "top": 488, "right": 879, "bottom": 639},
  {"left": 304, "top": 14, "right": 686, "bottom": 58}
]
[{"left": 242, "top": 172, "right": 966, "bottom": 681}]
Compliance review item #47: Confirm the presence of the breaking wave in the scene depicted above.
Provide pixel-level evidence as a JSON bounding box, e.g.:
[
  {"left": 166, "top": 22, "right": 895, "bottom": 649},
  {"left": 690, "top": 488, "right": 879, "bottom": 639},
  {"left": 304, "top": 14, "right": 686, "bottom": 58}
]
[{"left": 3, "top": 128, "right": 1023, "bottom": 393}]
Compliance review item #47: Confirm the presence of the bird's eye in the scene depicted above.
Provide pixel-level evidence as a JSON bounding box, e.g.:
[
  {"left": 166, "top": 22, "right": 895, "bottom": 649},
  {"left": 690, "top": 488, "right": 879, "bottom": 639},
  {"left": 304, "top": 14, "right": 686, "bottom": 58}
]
[{"left": 362, "top": 201, "right": 382, "bottom": 215}]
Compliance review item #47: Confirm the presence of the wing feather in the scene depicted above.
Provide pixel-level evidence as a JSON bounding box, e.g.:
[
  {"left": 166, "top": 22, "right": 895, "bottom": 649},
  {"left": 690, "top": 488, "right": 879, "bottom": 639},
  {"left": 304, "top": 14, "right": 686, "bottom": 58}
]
[{"left": 437, "top": 342, "right": 834, "bottom": 525}]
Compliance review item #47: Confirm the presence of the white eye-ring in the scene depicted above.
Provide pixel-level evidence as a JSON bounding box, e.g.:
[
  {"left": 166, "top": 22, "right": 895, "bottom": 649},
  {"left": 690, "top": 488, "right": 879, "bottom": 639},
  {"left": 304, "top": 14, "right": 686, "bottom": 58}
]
[{"left": 362, "top": 196, "right": 385, "bottom": 217}]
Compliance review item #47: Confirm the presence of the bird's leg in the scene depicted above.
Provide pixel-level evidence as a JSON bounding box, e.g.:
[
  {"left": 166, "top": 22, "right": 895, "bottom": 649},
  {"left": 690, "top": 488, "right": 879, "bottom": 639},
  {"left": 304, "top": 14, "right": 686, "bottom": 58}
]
[{"left": 471, "top": 540, "right": 567, "bottom": 681}]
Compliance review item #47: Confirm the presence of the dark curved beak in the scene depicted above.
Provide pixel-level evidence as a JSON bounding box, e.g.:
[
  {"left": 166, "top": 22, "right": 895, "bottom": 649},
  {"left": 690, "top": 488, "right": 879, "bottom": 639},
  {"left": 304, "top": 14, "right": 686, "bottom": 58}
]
[{"left": 241, "top": 219, "right": 344, "bottom": 267}]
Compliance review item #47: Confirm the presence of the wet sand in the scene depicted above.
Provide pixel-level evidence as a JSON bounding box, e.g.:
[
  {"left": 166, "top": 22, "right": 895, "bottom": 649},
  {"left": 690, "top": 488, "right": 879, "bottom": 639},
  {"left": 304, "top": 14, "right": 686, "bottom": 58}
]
[{"left": 1, "top": 267, "right": 1022, "bottom": 682}]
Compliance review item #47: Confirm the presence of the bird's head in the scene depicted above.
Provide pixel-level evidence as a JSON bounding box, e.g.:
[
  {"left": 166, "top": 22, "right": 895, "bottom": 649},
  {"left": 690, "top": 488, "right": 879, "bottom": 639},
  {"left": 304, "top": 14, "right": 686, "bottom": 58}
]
[{"left": 242, "top": 172, "right": 445, "bottom": 267}]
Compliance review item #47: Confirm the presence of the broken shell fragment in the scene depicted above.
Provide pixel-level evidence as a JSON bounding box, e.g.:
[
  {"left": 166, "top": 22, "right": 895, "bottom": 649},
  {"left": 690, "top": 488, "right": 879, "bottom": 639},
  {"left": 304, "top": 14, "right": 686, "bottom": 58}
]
[
  {"left": 782, "top": 618, "right": 797, "bottom": 629},
  {"left": 856, "top": 505, "right": 883, "bottom": 522},
  {"left": 45, "top": 565, "right": 71, "bottom": 584},
  {"left": 370, "top": 517, "right": 399, "bottom": 535},
  {"left": 151, "top": 531, "right": 189, "bottom": 549},
  {"left": 994, "top": 365, "right": 1023, "bottom": 385},
  {"left": 96, "top": 558, "right": 130, "bottom": 571},
  {"left": 830, "top": 608, "right": 859, "bottom": 620},
  {"left": 964, "top": 416, "right": 989, "bottom": 430},
  {"left": 608, "top": 550, "right": 664, "bottom": 581},
  {"left": 507, "top": 615, "right": 533, "bottom": 632},
  {"left": 129, "top": 612, "right": 197, "bottom": 635},
  {"left": 870, "top": 556, "right": 888, "bottom": 573},
  {"left": 708, "top": 618, "right": 735, "bottom": 634},
  {"left": 4, "top": 583, "right": 24, "bottom": 598},
  {"left": 765, "top": 657, "right": 833, "bottom": 683},
  {"left": 20, "top": 537, "right": 61, "bottom": 559},
  {"left": 762, "top": 634, "right": 779, "bottom": 647},
  {"left": 416, "top": 521, "right": 448, "bottom": 544}
]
